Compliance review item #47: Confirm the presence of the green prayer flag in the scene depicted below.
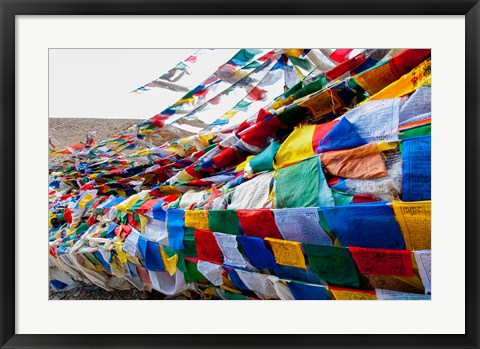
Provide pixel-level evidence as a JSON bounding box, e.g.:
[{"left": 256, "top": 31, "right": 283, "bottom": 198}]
[
  {"left": 207, "top": 209, "right": 240, "bottom": 235},
  {"left": 275, "top": 157, "right": 334, "bottom": 208},
  {"left": 182, "top": 227, "right": 198, "bottom": 258},
  {"left": 184, "top": 260, "right": 206, "bottom": 284},
  {"left": 293, "top": 75, "right": 328, "bottom": 100},
  {"left": 75, "top": 222, "right": 90, "bottom": 236},
  {"left": 223, "top": 290, "right": 250, "bottom": 300},
  {"left": 243, "top": 61, "right": 262, "bottom": 70},
  {"left": 176, "top": 252, "right": 187, "bottom": 273},
  {"left": 249, "top": 141, "right": 281, "bottom": 173},
  {"left": 84, "top": 253, "right": 100, "bottom": 265},
  {"left": 400, "top": 124, "right": 431, "bottom": 139},
  {"left": 331, "top": 189, "right": 354, "bottom": 206},
  {"left": 303, "top": 244, "right": 361, "bottom": 288},
  {"left": 287, "top": 55, "right": 312, "bottom": 71},
  {"left": 277, "top": 105, "right": 309, "bottom": 127},
  {"left": 232, "top": 100, "right": 252, "bottom": 112}
]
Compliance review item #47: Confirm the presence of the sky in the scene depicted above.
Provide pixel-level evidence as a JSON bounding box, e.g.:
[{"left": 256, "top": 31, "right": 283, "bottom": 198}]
[{"left": 49, "top": 49, "right": 238, "bottom": 119}]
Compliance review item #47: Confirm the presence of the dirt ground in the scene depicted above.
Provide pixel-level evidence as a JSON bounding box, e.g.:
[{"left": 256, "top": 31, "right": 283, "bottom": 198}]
[{"left": 49, "top": 117, "right": 178, "bottom": 151}]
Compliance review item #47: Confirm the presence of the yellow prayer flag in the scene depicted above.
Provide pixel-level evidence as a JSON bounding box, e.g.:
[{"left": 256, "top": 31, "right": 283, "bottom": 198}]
[
  {"left": 221, "top": 110, "right": 239, "bottom": 120},
  {"left": 285, "top": 49, "right": 304, "bottom": 57},
  {"left": 265, "top": 237, "right": 307, "bottom": 269},
  {"left": 160, "top": 248, "right": 178, "bottom": 276},
  {"left": 272, "top": 94, "right": 295, "bottom": 110},
  {"left": 139, "top": 214, "right": 149, "bottom": 233},
  {"left": 330, "top": 288, "right": 377, "bottom": 300},
  {"left": 184, "top": 210, "right": 209, "bottom": 230},
  {"left": 115, "top": 243, "right": 128, "bottom": 264},
  {"left": 393, "top": 200, "right": 431, "bottom": 250},
  {"left": 298, "top": 89, "right": 343, "bottom": 120},
  {"left": 173, "top": 96, "right": 195, "bottom": 107},
  {"left": 157, "top": 185, "right": 183, "bottom": 195},
  {"left": 176, "top": 170, "right": 197, "bottom": 182},
  {"left": 116, "top": 192, "right": 143, "bottom": 212},
  {"left": 365, "top": 59, "right": 431, "bottom": 102},
  {"left": 377, "top": 142, "right": 398, "bottom": 152},
  {"left": 110, "top": 254, "right": 125, "bottom": 278},
  {"left": 78, "top": 193, "right": 95, "bottom": 209},
  {"left": 275, "top": 125, "right": 316, "bottom": 167},
  {"left": 354, "top": 61, "right": 398, "bottom": 95},
  {"left": 235, "top": 155, "right": 255, "bottom": 172}
]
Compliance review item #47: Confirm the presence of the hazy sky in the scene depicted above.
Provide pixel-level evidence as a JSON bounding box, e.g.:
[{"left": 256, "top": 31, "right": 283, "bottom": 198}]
[{"left": 49, "top": 49, "right": 238, "bottom": 119}]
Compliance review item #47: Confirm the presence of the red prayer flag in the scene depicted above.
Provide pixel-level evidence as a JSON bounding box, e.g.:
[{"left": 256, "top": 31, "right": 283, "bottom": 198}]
[
  {"left": 194, "top": 229, "right": 224, "bottom": 263},
  {"left": 329, "top": 49, "right": 354, "bottom": 63},
  {"left": 236, "top": 209, "right": 283, "bottom": 240},
  {"left": 348, "top": 247, "right": 414, "bottom": 277}
]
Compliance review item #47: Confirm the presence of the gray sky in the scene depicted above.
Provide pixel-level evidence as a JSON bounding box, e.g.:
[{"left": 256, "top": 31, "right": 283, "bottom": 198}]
[{"left": 49, "top": 49, "right": 237, "bottom": 119}]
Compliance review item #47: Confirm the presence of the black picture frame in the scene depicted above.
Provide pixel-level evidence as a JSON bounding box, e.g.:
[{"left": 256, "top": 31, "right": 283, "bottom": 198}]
[{"left": 1, "top": 1, "right": 479, "bottom": 348}]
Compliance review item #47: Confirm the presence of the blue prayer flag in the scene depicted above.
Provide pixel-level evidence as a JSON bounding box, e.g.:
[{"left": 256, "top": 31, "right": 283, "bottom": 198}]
[
  {"left": 137, "top": 235, "right": 165, "bottom": 271},
  {"left": 288, "top": 282, "right": 331, "bottom": 300},
  {"left": 166, "top": 209, "right": 185, "bottom": 250},
  {"left": 237, "top": 236, "right": 277, "bottom": 269},
  {"left": 321, "top": 202, "right": 406, "bottom": 249},
  {"left": 317, "top": 117, "right": 367, "bottom": 153},
  {"left": 402, "top": 135, "right": 431, "bottom": 201}
]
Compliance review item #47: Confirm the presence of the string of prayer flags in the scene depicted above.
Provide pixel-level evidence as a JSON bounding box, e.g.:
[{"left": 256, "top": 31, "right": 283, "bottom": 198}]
[
  {"left": 401, "top": 136, "right": 431, "bottom": 201},
  {"left": 349, "top": 246, "right": 414, "bottom": 277},
  {"left": 274, "top": 156, "right": 334, "bottom": 208},
  {"left": 321, "top": 202, "right": 406, "bottom": 249},
  {"left": 302, "top": 244, "right": 361, "bottom": 288},
  {"left": 236, "top": 209, "right": 283, "bottom": 239},
  {"left": 49, "top": 48, "right": 432, "bottom": 300},
  {"left": 265, "top": 237, "right": 308, "bottom": 269},
  {"left": 237, "top": 236, "right": 277, "bottom": 269},
  {"left": 392, "top": 201, "right": 431, "bottom": 250}
]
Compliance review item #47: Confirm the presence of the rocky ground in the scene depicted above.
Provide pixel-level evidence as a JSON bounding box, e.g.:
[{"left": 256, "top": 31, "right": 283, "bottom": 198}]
[{"left": 48, "top": 284, "right": 190, "bottom": 300}]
